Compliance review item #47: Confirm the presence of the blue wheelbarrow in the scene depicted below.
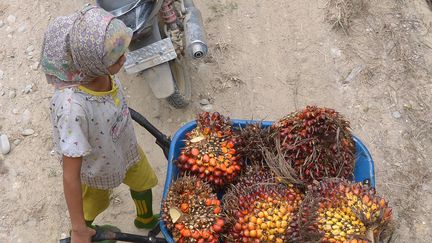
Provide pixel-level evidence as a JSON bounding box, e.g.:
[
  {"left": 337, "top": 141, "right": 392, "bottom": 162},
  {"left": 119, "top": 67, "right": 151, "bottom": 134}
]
[{"left": 60, "top": 109, "right": 375, "bottom": 243}]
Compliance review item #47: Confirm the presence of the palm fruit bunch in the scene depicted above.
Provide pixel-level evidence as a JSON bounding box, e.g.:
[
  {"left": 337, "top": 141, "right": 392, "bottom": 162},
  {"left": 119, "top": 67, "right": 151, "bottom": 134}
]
[
  {"left": 223, "top": 166, "right": 304, "bottom": 243},
  {"left": 272, "top": 106, "right": 356, "bottom": 184},
  {"left": 237, "top": 123, "right": 273, "bottom": 163},
  {"left": 298, "top": 179, "right": 393, "bottom": 243},
  {"left": 161, "top": 175, "right": 225, "bottom": 243},
  {"left": 176, "top": 112, "right": 242, "bottom": 186}
]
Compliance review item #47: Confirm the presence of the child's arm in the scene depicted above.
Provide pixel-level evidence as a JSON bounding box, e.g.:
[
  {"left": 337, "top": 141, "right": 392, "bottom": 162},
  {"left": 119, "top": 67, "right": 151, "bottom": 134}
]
[{"left": 63, "top": 155, "right": 95, "bottom": 243}]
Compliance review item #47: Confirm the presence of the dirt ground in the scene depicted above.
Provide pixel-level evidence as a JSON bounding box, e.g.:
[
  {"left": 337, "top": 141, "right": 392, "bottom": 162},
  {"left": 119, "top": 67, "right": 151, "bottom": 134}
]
[{"left": 0, "top": 0, "right": 431, "bottom": 242}]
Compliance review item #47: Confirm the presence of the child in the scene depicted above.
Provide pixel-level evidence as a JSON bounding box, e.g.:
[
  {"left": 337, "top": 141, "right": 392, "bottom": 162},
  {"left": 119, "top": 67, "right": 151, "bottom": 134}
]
[{"left": 41, "top": 5, "right": 159, "bottom": 243}]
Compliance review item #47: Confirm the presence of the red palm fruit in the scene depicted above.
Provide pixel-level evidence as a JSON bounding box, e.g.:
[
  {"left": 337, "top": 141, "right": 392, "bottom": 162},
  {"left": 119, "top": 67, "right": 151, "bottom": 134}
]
[
  {"left": 226, "top": 167, "right": 234, "bottom": 174},
  {"left": 205, "top": 198, "right": 212, "bottom": 206},
  {"left": 187, "top": 158, "right": 196, "bottom": 165},
  {"left": 178, "top": 154, "right": 188, "bottom": 162},
  {"left": 180, "top": 203, "right": 189, "bottom": 213},
  {"left": 191, "top": 148, "right": 200, "bottom": 156},
  {"left": 191, "top": 231, "right": 200, "bottom": 239},
  {"left": 198, "top": 166, "right": 205, "bottom": 173},
  {"left": 212, "top": 224, "right": 222, "bottom": 233},
  {"left": 213, "top": 199, "right": 221, "bottom": 206},
  {"left": 215, "top": 218, "right": 225, "bottom": 227},
  {"left": 181, "top": 229, "right": 191, "bottom": 237},
  {"left": 209, "top": 158, "right": 217, "bottom": 167},
  {"left": 175, "top": 223, "right": 184, "bottom": 231},
  {"left": 201, "top": 231, "right": 210, "bottom": 239},
  {"left": 227, "top": 141, "right": 235, "bottom": 148},
  {"left": 213, "top": 206, "right": 221, "bottom": 214},
  {"left": 234, "top": 223, "right": 242, "bottom": 232},
  {"left": 214, "top": 170, "right": 222, "bottom": 177}
]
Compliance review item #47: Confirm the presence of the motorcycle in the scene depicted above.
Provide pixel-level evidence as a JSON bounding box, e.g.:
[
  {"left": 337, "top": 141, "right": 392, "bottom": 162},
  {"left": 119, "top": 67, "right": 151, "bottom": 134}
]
[{"left": 96, "top": 0, "right": 208, "bottom": 108}]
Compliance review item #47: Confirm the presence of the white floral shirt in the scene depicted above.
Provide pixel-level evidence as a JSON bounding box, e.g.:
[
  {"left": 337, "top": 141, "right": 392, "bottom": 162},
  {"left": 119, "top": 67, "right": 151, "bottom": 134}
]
[{"left": 50, "top": 76, "right": 140, "bottom": 189}]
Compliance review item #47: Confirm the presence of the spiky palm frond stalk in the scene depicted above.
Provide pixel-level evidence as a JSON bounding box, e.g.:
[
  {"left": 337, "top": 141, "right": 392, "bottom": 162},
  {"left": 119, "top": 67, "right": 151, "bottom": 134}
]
[
  {"left": 262, "top": 140, "right": 304, "bottom": 186},
  {"left": 161, "top": 175, "right": 224, "bottom": 243}
]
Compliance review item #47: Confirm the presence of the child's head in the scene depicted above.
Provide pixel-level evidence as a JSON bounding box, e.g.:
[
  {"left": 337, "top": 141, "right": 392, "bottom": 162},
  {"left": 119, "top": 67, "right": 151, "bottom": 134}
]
[{"left": 41, "top": 5, "right": 132, "bottom": 88}]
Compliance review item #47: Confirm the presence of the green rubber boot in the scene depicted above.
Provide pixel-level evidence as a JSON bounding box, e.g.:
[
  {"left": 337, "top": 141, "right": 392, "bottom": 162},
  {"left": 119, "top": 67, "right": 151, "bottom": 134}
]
[{"left": 130, "top": 189, "right": 159, "bottom": 229}]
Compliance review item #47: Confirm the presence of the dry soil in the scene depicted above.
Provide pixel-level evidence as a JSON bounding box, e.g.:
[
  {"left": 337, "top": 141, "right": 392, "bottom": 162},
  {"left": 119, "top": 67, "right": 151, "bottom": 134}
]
[{"left": 0, "top": 0, "right": 431, "bottom": 242}]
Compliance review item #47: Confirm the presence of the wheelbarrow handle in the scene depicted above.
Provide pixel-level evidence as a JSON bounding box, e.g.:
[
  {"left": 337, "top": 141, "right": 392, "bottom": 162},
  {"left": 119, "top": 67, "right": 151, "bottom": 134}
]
[
  {"left": 129, "top": 108, "right": 171, "bottom": 159},
  {"left": 59, "top": 227, "right": 167, "bottom": 243}
]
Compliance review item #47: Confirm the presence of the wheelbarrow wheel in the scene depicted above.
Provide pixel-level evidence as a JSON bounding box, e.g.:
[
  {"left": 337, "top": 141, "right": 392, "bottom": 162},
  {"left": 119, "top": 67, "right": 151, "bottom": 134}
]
[{"left": 166, "top": 58, "right": 191, "bottom": 109}]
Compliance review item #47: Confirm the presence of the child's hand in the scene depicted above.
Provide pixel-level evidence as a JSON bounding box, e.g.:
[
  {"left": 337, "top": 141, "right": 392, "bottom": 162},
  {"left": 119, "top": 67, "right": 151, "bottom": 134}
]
[
  {"left": 108, "top": 54, "right": 126, "bottom": 75},
  {"left": 71, "top": 226, "right": 96, "bottom": 243}
]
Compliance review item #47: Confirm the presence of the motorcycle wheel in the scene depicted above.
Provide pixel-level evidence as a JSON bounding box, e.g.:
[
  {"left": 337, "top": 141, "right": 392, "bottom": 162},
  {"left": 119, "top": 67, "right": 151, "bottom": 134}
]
[{"left": 166, "top": 58, "right": 191, "bottom": 108}]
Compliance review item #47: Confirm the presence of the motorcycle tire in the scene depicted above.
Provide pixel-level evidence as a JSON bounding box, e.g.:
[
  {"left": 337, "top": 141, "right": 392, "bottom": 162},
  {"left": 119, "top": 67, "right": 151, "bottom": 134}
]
[{"left": 166, "top": 58, "right": 191, "bottom": 109}]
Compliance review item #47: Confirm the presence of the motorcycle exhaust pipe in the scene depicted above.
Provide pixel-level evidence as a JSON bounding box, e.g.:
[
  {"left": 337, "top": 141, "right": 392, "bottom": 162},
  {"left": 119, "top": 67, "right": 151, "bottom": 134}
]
[{"left": 183, "top": 0, "right": 208, "bottom": 59}]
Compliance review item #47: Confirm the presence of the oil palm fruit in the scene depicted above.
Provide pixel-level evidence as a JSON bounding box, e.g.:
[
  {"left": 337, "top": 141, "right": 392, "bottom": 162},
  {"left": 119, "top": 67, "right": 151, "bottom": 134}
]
[
  {"left": 176, "top": 112, "right": 243, "bottom": 186},
  {"left": 161, "top": 175, "right": 224, "bottom": 243},
  {"left": 223, "top": 166, "right": 304, "bottom": 242},
  {"left": 298, "top": 178, "right": 393, "bottom": 243},
  {"left": 272, "top": 106, "right": 356, "bottom": 184}
]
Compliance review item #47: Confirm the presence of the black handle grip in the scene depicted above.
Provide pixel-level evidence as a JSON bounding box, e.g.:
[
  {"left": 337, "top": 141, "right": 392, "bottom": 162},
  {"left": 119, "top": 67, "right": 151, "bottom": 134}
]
[
  {"left": 149, "top": 223, "right": 162, "bottom": 237},
  {"left": 59, "top": 227, "right": 116, "bottom": 243},
  {"left": 129, "top": 107, "right": 171, "bottom": 159},
  {"left": 59, "top": 227, "right": 167, "bottom": 242}
]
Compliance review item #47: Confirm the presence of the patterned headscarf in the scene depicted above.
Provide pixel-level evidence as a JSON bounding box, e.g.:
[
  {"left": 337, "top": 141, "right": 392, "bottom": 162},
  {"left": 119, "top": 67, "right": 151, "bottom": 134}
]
[{"left": 41, "top": 4, "right": 132, "bottom": 88}]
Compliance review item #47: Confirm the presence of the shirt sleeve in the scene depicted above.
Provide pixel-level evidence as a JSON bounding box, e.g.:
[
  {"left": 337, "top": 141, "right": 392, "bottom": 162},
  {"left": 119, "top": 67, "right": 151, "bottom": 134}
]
[{"left": 56, "top": 101, "right": 91, "bottom": 158}]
